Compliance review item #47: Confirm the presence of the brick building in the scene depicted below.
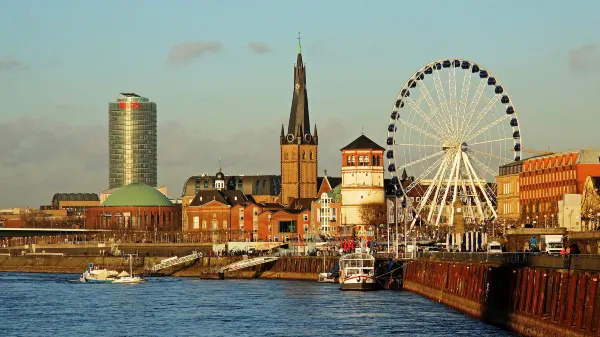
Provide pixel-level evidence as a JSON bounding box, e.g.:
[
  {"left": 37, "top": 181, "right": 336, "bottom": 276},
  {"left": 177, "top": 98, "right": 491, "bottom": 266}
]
[
  {"left": 86, "top": 182, "right": 181, "bottom": 231},
  {"left": 519, "top": 150, "right": 600, "bottom": 225}
]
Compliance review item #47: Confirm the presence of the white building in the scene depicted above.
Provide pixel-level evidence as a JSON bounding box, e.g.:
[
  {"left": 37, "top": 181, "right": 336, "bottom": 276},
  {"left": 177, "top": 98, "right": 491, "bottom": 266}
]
[
  {"left": 340, "top": 134, "right": 385, "bottom": 229},
  {"left": 558, "top": 194, "right": 582, "bottom": 231}
]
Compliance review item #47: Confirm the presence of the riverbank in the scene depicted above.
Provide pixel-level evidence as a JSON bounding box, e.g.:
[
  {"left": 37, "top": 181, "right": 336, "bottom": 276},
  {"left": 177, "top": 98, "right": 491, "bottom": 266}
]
[{"left": 0, "top": 255, "right": 338, "bottom": 281}]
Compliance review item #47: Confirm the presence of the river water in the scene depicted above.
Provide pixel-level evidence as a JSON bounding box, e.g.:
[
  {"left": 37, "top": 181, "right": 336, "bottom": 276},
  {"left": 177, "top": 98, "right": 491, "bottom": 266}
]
[{"left": 0, "top": 273, "right": 513, "bottom": 336}]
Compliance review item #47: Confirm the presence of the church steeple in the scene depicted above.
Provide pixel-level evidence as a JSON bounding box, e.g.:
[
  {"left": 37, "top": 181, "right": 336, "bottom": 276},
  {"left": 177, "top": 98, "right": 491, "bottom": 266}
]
[{"left": 284, "top": 32, "right": 313, "bottom": 144}]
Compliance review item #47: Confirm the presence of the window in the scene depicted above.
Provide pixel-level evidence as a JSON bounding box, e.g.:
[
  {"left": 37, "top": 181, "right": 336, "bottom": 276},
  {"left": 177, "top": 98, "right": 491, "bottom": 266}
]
[
  {"left": 279, "top": 220, "right": 296, "bottom": 233},
  {"left": 303, "top": 214, "right": 308, "bottom": 221},
  {"left": 364, "top": 156, "right": 369, "bottom": 165},
  {"left": 238, "top": 179, "right": 243, "bottom": 189},
  {"left": 346, "top": 156, "right": 351, "bottom": 166},
  {"left": 304, "top": 225, "right": 308, "bottom": 233},
  {"left": 239, "top": 208, "right": 244, "bottom": 221},
  {"left": 202, "top": 220, "right": 207, "bottom": 229},
  {"left": 358, "top": 156, "right": 364, "bottom": 166},
  {"left": 193, "top": 216, "right": 199, "bottom": 229},
  {"left": 302, "top": 151, "right": 305, "bottom": 160},
  {"left": 310, "top": 151, "right": 313, "bottom": 160},
  {"left": 223, "top": 220, "right": 227, "bottom": 229},
  {"left": 351, "top": 156, "right": 355, "bottom": 165},
  {"left": 204, "top": 178, "right": 209, "bottom": 188}
]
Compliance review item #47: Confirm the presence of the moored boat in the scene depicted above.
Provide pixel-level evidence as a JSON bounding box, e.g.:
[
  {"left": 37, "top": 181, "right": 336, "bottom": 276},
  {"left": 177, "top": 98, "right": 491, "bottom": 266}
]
[{"left": 338, "top": 252, "right": 381, "bottom": 291}]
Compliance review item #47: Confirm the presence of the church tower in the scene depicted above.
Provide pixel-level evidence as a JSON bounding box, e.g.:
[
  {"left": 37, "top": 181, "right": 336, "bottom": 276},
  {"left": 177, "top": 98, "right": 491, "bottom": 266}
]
[{"left": 280, "top": 33, "right": 318, "bottom": 205}]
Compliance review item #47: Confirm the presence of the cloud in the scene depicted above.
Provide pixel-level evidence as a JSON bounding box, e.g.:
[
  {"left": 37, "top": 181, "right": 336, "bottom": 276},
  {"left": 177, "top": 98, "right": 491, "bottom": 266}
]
[
  {"left": 167, "top": 41, "right": 222, "bottom": 66},
  {"left": 569, "top": 43, "right": 600, "bottom": 72},
  {"left": 0, "top": 58, "right": 26, "bottom": 71},
  {"left": 247, "top": 42, "right": 271, "bottom": 54},
  {"left": 0, "top": 117, "right": 347, "bottom": 208}
]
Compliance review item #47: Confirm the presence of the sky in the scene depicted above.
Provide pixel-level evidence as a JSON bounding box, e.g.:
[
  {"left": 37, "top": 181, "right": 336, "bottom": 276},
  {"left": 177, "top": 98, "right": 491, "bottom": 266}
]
[{"left": 1, "top": 0, "right": 600, "bottom": 208}]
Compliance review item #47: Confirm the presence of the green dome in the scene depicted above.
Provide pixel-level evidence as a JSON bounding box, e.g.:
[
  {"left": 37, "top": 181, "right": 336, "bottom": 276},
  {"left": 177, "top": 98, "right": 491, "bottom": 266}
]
[{"left": 102, "top": 182, "right": 173, "bottom": 207}]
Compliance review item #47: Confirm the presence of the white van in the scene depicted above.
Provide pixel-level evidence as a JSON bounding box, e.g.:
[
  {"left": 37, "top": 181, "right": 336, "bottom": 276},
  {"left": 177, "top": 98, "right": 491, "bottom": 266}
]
[{"left": 487, "top": 241, "right": 502, "bottom": 253}]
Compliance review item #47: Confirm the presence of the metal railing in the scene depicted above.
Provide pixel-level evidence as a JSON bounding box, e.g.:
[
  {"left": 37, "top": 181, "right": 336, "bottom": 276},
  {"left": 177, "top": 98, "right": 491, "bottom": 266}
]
[
  {"left": 215, "top": 256, "right": 280, "bottom": 273},
  {"left": 417, "top": 252, "right": 600, "bottom": 271},
  {"left": 150, "top": 252, "right": 203, "bottom": 272}
]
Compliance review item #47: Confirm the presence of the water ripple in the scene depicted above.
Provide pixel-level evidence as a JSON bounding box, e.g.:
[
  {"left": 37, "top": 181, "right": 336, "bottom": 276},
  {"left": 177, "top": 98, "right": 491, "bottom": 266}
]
[{"left": 0, "top": 273, "right": 514, "bottom": 337}]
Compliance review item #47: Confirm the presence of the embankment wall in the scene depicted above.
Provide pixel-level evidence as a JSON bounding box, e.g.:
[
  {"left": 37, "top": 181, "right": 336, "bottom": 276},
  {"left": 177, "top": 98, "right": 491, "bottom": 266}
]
[{"left": 404, "top": 259, "right": 600, "bottom": 337}]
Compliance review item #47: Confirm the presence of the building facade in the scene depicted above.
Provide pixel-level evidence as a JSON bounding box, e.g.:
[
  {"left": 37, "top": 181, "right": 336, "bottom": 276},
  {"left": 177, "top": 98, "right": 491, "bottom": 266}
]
[
  {"left": 86, "top": 182, "right": 181, "bottom": 231},
  {"left": 280, "top": 40, "right": 318, "bottom": 205},
  {"left": 496, "top": 161, "right": 522, "bottom": 224},
  {"left": 519, "top": 150, "right": 600, "bottom": 226},
  {"left": 109, "top": 92, "right": 157, "bottom": 189},
  {"left": 340, "top": 134, "right": 385, "bottom": 228}
]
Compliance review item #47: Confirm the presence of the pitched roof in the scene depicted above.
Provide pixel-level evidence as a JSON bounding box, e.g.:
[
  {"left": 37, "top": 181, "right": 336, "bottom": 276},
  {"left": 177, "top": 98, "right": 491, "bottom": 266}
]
[
  {"left": 288, "top": 197, "right": 315, "bottom": 210},
  {"left": 340, "top": 134, "right": 384, "bottom": 151},
  {"left": 189, "top": 190, "right": 229, "bottom": 206},
  {"left": 316, "top": 176, "right": 333, "bottom": 196},
  {"left": 317, "top": 176, "right": 341, "bottom": 192}
]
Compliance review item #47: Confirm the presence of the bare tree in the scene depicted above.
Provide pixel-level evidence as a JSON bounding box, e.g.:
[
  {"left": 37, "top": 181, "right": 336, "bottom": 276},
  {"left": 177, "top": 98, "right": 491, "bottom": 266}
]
[{"left": 358, "top": 202, "right": 388, "bottom": 229}]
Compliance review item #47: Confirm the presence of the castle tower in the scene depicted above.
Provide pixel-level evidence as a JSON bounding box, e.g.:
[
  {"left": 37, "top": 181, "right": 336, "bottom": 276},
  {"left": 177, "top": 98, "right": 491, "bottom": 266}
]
[
  {"left": 280, "top": 33, "right": 318, "bottom": 205},
  {"left": 340, "top": 134, "right": 385, "bottom": 227}
]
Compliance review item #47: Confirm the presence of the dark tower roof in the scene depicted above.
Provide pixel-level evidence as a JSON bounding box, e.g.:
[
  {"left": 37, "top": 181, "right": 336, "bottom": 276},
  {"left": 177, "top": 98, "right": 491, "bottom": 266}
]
[
  {"left": 341, "top": 134, "right": 385, "bottom": 151},
  {"left": 286, "top": 33, "right": 311, "bottom": 138}
]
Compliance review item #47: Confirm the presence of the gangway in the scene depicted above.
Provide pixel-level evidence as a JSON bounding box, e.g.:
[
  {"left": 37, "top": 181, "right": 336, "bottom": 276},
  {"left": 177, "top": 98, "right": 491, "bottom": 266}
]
[
  {"left": 150, "top": 252, "right": 203, "bottom": 272},
  {"left": 215, "top": 256, "right": 279, "bottom": 273}
]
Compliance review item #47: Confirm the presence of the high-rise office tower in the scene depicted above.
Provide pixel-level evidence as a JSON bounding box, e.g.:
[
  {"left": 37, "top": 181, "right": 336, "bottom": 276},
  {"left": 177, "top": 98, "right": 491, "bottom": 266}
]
[{"left": 108, "top": 92, "right": 157, "bottom": 189}]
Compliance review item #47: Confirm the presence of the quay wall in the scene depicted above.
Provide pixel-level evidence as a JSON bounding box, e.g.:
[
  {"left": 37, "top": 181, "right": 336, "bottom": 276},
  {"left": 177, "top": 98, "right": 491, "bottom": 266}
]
[
  {"left": 404, "top": 259, "right": 600, "bottom": 337},
  {"left": 0, "top": 255, "right": 339, "bottom": 281}
]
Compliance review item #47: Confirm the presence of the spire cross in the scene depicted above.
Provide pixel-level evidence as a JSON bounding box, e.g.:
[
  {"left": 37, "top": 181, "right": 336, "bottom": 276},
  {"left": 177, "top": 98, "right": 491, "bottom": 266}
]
[
  {"left": 297, "top": 32, "right": 301, "bottom": 53},
  {"left": 361, "top": 126, "right": 364, "bottom": 135},
  {"left": 218, "top": 157, "right": 222, "bottom": 172}
]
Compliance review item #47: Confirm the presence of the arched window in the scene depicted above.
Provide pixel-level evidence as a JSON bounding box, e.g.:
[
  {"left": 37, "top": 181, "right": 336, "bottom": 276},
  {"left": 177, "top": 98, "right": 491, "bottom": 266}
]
[
  {"left": 364, "top": 156, "right": 369, "bottom": 165},
  {"left": 358, "top": 156, "right": 364, "bottom": 166},
  {"left": 346, "top": 156, "right": 351, "bottom": 166}
]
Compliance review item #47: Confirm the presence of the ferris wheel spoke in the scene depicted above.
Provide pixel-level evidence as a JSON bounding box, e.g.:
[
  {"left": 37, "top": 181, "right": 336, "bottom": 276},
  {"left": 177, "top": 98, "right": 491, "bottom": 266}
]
[
  {"left": 461, "top": 78, "right": 488, "bottom": 139},
  {"left": 468, "top": 148, "right": 512, "bottom": 163},
  {"left": 448, "top": 66, "right": 458, "bottom": 134},
  {"left": 469, "top": 137, "right": 514, "bottom": 146},
  {"left": 468, "top": 153, "right": 501, "bottom": 179},
  {"left": 426, "top": 152, "right": 455, "bottom": 225},
  {"left": 397, "top": 150, "right": 445, "bottom": 171},
  {"left": 432, "top": 70, "right": 453, "bottom": 134},
  {"left": 397, "top": 119, "right": 443, "bottom": 142},
  {"left": 457, "top": 67, "right": 473, "bottom": 137},
  {"left": 463, "top": 94, "right": 501, "bottom": 140},
  {"left": 416, "top": 79, "right": 452, "bottom": 137},
  {"left": 405, "top": 155, "right": 445, "bottom": 192},
  {"left": 466, "top": 114, "right": 511, "bottom": 143},
  {"left": 396, "top": 143, "right": 440, "bottom": 148},
  {"left": 404, "top": 97, "right": 448, "bottom": 138}
]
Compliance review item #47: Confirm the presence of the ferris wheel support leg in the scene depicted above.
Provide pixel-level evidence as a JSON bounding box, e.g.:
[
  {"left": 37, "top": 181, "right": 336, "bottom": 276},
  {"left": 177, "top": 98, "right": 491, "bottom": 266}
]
[
  {"left": 411, "top": 154, "right": 449, "bottom": 229},
  {"left": 447, "top": 154, "right": 462, "bottom": 228},
  {"left": 435, "top": 151, "right": 461, "bottom": 227},
  {"left": 462, "top": 153, "right": 485, "bottom": 222},
  {"left": 426, "top": 155, "right": 451, "bottom": 225},
  {"left": 462, "top": 152, "right": 498, "bottom": 220}
]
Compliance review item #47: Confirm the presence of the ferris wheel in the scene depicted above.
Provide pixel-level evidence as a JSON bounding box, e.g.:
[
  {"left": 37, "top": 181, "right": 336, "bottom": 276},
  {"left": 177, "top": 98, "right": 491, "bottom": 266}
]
[{"left": 386, "top": 59, "right": 522, "bottom": 228}]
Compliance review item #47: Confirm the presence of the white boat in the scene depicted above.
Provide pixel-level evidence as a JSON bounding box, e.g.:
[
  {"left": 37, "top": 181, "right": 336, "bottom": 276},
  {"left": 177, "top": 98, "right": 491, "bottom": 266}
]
[
  {"left": 318, "top": 272, "right": 336, "bottom": 283},
  {"left": 338, "top": 252, "right": 380, "bottom": 291},
  {"left": 80, "top": 268, "right": 119, "bottom": 283},
  {"left": 80, "top": 255, "right": 146, "bottom": 284}
]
